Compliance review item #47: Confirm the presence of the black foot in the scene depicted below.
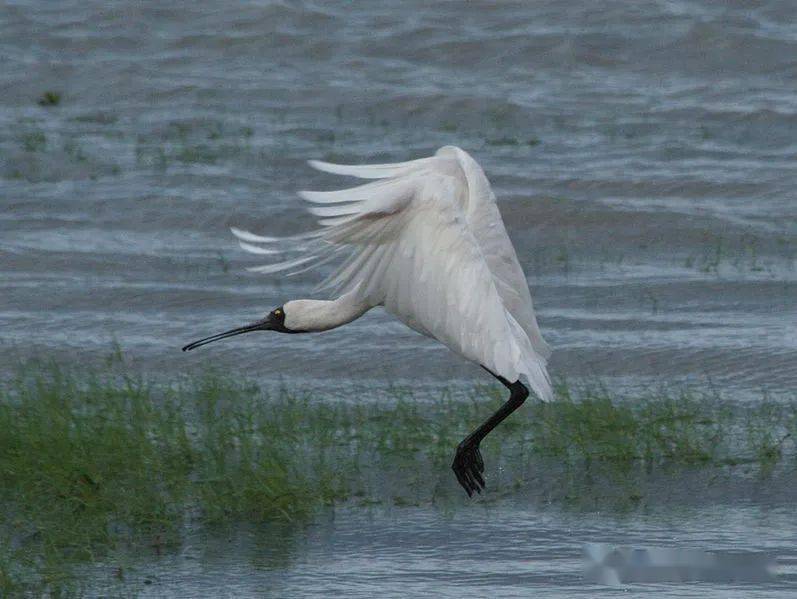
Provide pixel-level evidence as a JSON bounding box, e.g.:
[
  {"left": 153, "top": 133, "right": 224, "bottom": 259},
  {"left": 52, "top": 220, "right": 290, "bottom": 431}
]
[{"left": 451, "top": 441, "right": 485, "bottom": 497}]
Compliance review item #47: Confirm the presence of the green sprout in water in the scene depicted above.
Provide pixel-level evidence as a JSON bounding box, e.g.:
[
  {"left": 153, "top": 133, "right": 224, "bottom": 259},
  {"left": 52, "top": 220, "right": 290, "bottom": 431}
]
[
  {"left": 20, "top": 131, "right": 46, "bottom": 153},
  {"left": 486, "top": 136, "right": 520, "bottom": 146},
  {"left": 37, "top": 91, "right": 61, "bottom": 106}
]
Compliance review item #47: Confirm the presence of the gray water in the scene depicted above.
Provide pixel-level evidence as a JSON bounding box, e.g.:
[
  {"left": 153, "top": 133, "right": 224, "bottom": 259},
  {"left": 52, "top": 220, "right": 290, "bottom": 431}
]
[
  {"left": 2, "top": 0, "right": 797, "bottom": 596},
  {"left": 84, "top": 503, "right": 797, "bottom": 597}
]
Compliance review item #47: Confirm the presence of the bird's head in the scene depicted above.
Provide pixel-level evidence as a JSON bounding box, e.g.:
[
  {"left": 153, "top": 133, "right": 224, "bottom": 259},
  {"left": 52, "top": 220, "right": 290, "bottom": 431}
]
[{"left": 182, "top": 304, "right": 301, "bottom": 352}]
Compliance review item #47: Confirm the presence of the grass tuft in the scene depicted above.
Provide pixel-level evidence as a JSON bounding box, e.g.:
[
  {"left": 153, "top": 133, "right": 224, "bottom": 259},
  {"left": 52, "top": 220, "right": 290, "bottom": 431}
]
[
  {"left": 20, "top": 131, "right": 46, "bottom": 153},
  {"left": 37, "top": 91, "right": 61, "bottom": 107}
]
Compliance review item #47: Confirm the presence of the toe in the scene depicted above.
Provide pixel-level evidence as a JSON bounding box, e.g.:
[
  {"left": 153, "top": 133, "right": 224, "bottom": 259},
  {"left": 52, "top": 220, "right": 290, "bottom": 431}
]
[
  {"left": 463, "top": 469, "right": 479, "bottom": 494},
  {"left": 452, "top": 462, "right": 472, "bottom": 496},
  {"left": 452, "top": 444, "right": 487, "bottom": 497},
  {"left": 474, "top": 448, "right": 485, "bottom": 473},
  {"left": 471, "top": 465, "right": 485, "bottom": 489}
]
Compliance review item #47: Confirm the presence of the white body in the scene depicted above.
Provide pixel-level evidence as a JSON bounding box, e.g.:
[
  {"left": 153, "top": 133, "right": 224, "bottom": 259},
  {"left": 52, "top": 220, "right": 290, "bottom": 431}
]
[{"left": 234, "top": 146, "right": 553, "bottom": 401}]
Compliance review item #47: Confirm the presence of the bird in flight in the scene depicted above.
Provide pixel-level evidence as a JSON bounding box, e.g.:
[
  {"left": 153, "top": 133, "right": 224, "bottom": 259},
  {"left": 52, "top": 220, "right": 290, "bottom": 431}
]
[{"left": 183, "top": 145, "right": 552, "bottom": 496}]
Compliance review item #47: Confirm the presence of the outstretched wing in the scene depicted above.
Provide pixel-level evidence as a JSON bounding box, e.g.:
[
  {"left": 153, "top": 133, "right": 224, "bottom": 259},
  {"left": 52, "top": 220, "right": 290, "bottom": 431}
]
[
  {"left": 234, "top": 147, "right": 552, "bottom": 400},
  {"left": 446, "top": 147, "right": 551, "bottom": 360}
]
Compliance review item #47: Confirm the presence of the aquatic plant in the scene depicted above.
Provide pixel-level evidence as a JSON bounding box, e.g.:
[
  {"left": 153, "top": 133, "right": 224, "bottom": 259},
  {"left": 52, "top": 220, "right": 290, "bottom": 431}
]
[
  {"left": 0, "top": 361, "right": 794, "bottom": 593},
  {"left": 681, "top": 230, "right": 793, "bottom": 276},
  {"left": 37, "top": 91, "right": 61, "bottom": 107},
  {"left": 20, "top": 131, "right": 46, "bottom": 153}
]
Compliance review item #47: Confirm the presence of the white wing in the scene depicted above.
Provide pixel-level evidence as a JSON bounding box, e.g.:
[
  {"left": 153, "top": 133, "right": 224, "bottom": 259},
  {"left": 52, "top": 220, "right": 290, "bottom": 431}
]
[
  {"left": 445, "top": 147, "right": 551, "bottom": 360},
  {"left": 235, "top": 146, "right": 553, "bottom": 401}
]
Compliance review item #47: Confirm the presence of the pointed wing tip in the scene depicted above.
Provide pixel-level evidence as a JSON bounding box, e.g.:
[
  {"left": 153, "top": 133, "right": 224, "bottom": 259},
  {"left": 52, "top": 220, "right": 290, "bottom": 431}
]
[
  {"left": 307, "top": 159, "right": 332, "bottom": 171},
  {"left": 238, "top": 241, "right": 279, "bottom": 255},
  {"left": 529, "top": 379, "right": 555, "bottom": 402},
  {"left": 297, "top": 190, "right": 315, "bottom": 202},
  {"left": 230, "top": 227, "right": 281, "bottom": 244},
  {"left": 307, "top": 159, "right": 359, "bottom": 177}
]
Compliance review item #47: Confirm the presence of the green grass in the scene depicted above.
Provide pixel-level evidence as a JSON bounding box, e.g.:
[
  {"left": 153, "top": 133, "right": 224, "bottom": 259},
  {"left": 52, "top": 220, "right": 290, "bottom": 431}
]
[
  {"left": 682, "top": 231, "right": 796, "bottom": 276},
  {"left": 1, "top": 362, "right": 795, "bottom": 593},
  {"left": 37, "top": 91, "right": 61, "bottom": 107},
  {"left": 0, "top": 367, "right": 192, "bottom": 594},
  {"left": 20, "top": 131, "right": 46, "bottom": 153},
  {"left": 485, "top": 136, "right": 541, "bottom": 147},
  {"left": 128, "top": 118, "right": 260, "bottom": 170}
]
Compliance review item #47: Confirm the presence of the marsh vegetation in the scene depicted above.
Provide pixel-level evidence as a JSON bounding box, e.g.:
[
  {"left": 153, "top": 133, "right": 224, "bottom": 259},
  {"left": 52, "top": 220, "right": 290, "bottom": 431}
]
[{"left": 1, "top": 359, "right": 795, "bottom": 594}]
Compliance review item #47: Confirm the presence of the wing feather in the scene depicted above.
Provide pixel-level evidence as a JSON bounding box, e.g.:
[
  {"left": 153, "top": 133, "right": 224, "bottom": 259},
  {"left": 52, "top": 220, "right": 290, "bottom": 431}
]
[
  {"left": 308, "top": 157, "right": 434, "bottom": 179},
  {"left": 445, "top": 146, "right": 552, "bottom": 360},
  {"left": 237, "top": 241, "right": 280, "bottom": 255},
  {"left": 237, "top": 147, "right": 553, "bottom": 400}
]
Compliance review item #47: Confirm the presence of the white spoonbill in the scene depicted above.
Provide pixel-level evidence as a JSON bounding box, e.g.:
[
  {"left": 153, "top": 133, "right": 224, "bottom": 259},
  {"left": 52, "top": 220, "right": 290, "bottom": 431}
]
[{"left": 183, "top": 145, "right": 552, "bottom": 496}]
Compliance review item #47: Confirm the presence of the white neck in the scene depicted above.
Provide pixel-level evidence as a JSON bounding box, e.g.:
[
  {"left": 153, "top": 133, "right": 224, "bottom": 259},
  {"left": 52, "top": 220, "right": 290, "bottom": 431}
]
[{"left": 283, "top": 291, "right": 372, "bottom": 332}]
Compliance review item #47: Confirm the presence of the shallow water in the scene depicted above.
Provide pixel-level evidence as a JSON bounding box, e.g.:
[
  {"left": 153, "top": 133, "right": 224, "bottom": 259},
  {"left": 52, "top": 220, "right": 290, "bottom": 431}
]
[
  {"left": 2, "top": 0, "right": 796, "bottom": 397},
  {"left": 2, "top": 0, "right": 797, "bottom": 595},
  {"left": 90, "top": 501, "right": 797, "bottom": 598}
]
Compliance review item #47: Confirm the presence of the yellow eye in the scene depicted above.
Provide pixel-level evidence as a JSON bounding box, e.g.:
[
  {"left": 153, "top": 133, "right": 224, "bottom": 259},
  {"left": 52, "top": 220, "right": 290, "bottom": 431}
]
[{"left": 275, "top": 309, "right": 282, "bottom": 315}]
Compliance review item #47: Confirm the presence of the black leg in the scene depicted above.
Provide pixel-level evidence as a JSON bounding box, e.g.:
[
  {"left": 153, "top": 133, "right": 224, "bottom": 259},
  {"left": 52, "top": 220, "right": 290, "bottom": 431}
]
[{"left": 451, "top": 372, "right": 529, "bottom": 496}]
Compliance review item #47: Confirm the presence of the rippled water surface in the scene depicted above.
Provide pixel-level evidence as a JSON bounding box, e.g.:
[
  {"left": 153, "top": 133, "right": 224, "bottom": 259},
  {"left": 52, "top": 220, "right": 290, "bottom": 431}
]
[
  {"left": 82, "top": 502, "right": 796, "bottom": 598},
  {"left": 2, "top": 0, "right": 796, "bottom": 596}
]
